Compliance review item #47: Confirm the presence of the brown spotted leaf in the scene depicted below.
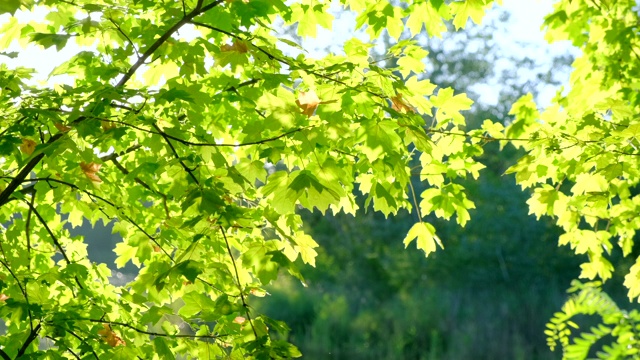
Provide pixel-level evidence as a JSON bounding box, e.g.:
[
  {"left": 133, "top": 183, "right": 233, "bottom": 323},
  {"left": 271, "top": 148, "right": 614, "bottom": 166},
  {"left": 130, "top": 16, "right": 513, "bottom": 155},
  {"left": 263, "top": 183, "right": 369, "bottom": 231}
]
[
  {"left": 296, "top": 90, "right": 320, "bottom": 117},
  {"left": 20, "top": 139, "right": 36, "bottom": 155},
  {"left": 98, "top": 324, "right": 126, "bottom": 347},
  {"left": 80, "top": 162, "right": 102, "bottom": 183},
  {"left": 391, "top": 93, "right": 415, "bottom": 113},
  {"left": 54, "top": 122, "right": 72, "bottom": 132}
]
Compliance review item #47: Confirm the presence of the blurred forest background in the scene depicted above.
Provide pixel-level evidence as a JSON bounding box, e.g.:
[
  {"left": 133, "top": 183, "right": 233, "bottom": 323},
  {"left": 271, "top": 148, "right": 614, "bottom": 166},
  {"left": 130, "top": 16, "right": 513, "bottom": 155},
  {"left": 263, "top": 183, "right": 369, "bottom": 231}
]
[{"left": 68, "top": 4, "right": 640, "bottom": 360}]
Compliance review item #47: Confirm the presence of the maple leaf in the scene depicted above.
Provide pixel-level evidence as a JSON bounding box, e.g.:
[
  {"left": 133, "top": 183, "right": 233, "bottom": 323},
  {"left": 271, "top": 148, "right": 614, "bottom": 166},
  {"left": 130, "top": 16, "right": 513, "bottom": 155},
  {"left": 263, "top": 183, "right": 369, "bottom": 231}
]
[
  {"left": 98, "top": 324, "right": 126, "bottom": 346},
  {"left": 296, "top": 90, "right": 320, "bottom": 117},
  {"left": 390, "top": 94, "right": 415, "bottom": 113},
  {"left": 79, "top": 162, "right": 102, "bottom": 183},
  {"left": 19, "top": 139, "right": 36, "bottom": 155}
]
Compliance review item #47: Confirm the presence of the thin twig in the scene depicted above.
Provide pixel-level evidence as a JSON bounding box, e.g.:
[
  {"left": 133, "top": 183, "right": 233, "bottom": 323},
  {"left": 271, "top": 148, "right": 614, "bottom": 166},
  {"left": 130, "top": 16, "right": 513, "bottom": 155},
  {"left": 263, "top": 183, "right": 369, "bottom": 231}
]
[
  {"left": 84, "top": 319, "right": 227, "bottom": 339},
  {"left": 4, "top": 177, "right": 117, "bottom": 208},
  {"left": 152, "top": 123, "right": 200, "bottom": 185},
  {"left": 102, "top": 118, "right": 310, "bottom": 148},
  {"left": 45, "top": 336, "right": 81, "bottom": 360},
  {"left": 25, "top": 192, "right": 34, "bottom": 272},
  {"left": 64, "top": 329, "right": 99, "bottom": 359},
  {"left": 121, "top": 212, "right": 173, "bottom": 260},
  {"left": 107, "top": 158, "right": 172, "bottom": 218},
  {"left": 407, "top": 179, "right": 422, "bottom": 222},
  {"left": 107, "top": 17, "right": 141, "bottom": 58},
  {"left": 0, "top": 115, "right": 26, "bottom": 138},
  {"left": 100, "top": 144, "right": 143, "bottom": 161},
  {"left": 424, "top": 128, "right": 540, "bottom": 142}
]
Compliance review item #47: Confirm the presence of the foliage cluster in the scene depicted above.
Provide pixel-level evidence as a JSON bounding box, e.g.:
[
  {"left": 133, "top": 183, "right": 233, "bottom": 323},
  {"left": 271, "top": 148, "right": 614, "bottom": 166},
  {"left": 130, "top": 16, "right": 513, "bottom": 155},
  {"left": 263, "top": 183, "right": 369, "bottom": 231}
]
[
  {"left": 0, "top": 0, "right": 639, "bottom": 358},
  {"left": 0, "top": 0, "right": 500, "bottom": 358}
]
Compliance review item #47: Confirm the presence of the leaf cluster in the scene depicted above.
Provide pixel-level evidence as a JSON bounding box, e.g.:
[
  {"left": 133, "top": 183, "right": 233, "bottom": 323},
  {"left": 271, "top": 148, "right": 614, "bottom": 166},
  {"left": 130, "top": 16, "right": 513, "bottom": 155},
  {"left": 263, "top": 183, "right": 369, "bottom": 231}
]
[{"left": 0, "top": 0, "right": 499, "bottom": 357}]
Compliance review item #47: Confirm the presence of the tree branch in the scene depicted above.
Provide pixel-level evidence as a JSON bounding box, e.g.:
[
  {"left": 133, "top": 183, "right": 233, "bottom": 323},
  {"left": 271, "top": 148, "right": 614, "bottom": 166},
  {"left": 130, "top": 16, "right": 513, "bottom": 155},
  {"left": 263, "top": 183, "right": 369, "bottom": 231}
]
[
  {"left": 190, "top": 21, "right": 385, "bottom": 98},
  {"left": 1, "top": 176, "right": 117, "bottom": 208},
  {"left": 0, "top": 348, "right": 9, "bottom": 360},
  {"left": 0, "top": 133, "right": 64, "bottom": 207},
  {"left": 116, "top": 0, "right": 224, "bottom": 88},
  {"left": 424, "top": 128, "right": 541, "bottom": 142},
  {"left": 100, "top": 117, "right": 309, "bottom": 149},
  {"left": 16, "top": 322, "right": 41, "bottom": 358}
]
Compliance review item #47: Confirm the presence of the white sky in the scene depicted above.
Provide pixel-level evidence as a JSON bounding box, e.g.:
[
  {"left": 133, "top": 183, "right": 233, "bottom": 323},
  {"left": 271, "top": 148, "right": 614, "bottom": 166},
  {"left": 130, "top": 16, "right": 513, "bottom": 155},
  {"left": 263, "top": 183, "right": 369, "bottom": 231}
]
[{"left": 0, "top": 0, "right": 576, "bottom": 106}]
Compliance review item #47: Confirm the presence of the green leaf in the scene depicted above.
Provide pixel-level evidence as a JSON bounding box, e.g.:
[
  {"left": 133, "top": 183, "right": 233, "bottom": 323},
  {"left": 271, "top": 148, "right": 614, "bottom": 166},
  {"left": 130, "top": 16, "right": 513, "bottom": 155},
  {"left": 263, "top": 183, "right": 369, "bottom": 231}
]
[
  {"left": 450, "top": 0, "right": 486, "bottom": 30},
  {"left": 29, "top": 33, "right": 71, "bottom": 51},
  {"left": 179, "top": 292, "right": 217, "bottom": 318},
  {"left": 406, "top": 1, "right": 449, "bottom": 38},
  {"left": 0, "top": 17, "right": 23, "bottom": 50},
  {"left": 292, "top": 232, "right": 318, "bottom": 266},
  {"left": 0, "top": 51, "right": 18, "bottom": 58},
  {"left": 174, "top": 260, "right": 203, "bottom": 283},
  {"left": 403, "top": 222, "right": 442, "bottom": 256},
  {"left": 153, "top": 337, "right": 176, "bottom": 360},
  {"left": 430, "top": 88, "right": 473, "bottom": 125},
  {"left": 0, "top": 0, "right": 20, "bottom": 15}
]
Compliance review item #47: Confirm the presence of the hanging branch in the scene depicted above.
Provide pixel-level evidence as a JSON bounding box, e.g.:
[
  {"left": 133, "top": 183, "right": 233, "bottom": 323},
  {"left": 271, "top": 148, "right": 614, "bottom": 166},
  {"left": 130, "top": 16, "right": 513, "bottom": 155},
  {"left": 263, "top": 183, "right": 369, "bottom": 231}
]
[
  {"left": 0, "top": 257, "right": 32, "bottom": 328},
  {"left": 107, "top": 17, "right": 141, "bottom": 58},
  {"left": 25, "top": 201, "right": 72, "bottom": 265},
  {"left": 219, "top": 226, "right": 259, "bottom": 339},
  {"left": 107, "top": 158, "right": 172, "bottom": 219}
]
